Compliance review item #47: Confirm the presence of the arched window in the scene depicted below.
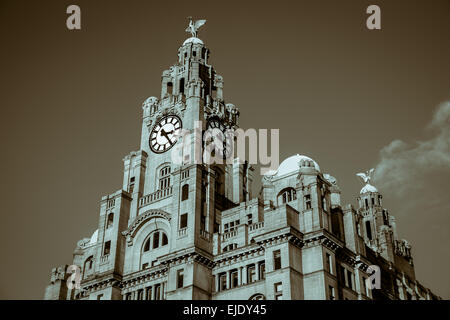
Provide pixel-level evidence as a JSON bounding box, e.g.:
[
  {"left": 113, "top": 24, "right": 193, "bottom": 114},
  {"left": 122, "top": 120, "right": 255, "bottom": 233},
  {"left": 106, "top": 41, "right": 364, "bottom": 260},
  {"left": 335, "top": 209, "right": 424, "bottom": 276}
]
[
  {"left": 85, "top": 256, "right": 93, "bottom": 270},
  {"left": 143, "top": 231, "right": 169, "bottom": 253},
  {"left": 106, "top": 213, "right": 114, "bottom": 229},
  {"left": 181, "top": 184, "right": 189, "bottom": 201},
  {"left": 167, "top": 82, "right": 173, "bottom": 95},
  {"left": 249, "top": 293, "right": 266, "bottom": 300},
  {"left": 159, "top": 165, "right": 171, "bottom": 190},
  {"left": 278, "top": 188, "right": 297, "bottom": 204},
  {"left": 83, "top": 256, "right": 94, "bottom": 279},
  {"left": 223, "top": 243, "right": 237, "bottom": 252}
]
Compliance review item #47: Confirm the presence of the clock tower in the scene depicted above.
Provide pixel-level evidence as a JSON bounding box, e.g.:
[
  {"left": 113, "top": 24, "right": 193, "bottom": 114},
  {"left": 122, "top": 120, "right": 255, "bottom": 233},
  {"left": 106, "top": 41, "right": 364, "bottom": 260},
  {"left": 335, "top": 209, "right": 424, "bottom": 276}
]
[{"left": 121, "top": 21, "right": 241, "bottom": 299}]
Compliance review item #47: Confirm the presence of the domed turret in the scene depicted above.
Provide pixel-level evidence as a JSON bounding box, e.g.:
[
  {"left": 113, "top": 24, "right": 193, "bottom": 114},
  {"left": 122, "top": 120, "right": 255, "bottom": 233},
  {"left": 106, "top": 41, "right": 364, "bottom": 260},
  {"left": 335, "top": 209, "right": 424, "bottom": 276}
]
[{"left": 265, "top": 154, "right": 320, "bottom": 178}]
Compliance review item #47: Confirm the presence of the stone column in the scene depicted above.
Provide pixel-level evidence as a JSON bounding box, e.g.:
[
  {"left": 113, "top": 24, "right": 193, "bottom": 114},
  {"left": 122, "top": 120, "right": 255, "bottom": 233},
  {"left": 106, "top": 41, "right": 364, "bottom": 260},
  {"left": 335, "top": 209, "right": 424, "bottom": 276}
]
[
  {"left": 226, "top": 271, "right": 231, "bottom": 290},
  {"left": 238, "top": 267, "right": 242, "bottom": 286},
  {"left": 215, "top": 274, "right": 219, "bottom": 292},
  {"left": 242, "top": 265, "right": 248, "bottom": 285}
]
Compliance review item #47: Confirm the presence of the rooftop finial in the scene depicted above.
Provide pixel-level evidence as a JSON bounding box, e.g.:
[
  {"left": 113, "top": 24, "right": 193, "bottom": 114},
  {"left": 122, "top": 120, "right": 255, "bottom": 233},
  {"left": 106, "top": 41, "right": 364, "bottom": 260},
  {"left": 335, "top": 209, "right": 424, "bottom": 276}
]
[
  {"left": 185, "top": 17, "right": 206, "bottom": 38},
  {"left": 356, "top": 168, "right": 375, "bottom": 184}
]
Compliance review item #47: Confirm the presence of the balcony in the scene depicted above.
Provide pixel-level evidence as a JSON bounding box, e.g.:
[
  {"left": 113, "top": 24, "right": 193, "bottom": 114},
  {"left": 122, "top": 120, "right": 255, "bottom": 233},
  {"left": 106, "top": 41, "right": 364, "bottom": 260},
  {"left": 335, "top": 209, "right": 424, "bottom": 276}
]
[{"left": 139, "top": 187, "right": 173, "bottom": 208}]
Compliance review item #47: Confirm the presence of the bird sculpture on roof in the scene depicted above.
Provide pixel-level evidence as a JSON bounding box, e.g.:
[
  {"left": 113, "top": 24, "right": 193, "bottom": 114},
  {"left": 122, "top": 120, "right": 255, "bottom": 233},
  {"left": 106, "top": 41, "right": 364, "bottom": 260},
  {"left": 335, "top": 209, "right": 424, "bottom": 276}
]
[
  {"left": 185, "top": 17, "right": 207, "bottom": 38},
  {"left": 356, "top": 168, "right": 375, "bottom": 184}
]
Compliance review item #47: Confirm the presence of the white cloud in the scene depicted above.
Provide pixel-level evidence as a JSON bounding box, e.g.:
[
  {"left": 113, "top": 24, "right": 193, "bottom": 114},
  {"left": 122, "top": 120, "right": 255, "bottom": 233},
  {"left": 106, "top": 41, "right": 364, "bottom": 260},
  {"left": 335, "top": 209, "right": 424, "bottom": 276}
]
[{"left": 373, "top": 101, "right": 450, "bottom": 199}]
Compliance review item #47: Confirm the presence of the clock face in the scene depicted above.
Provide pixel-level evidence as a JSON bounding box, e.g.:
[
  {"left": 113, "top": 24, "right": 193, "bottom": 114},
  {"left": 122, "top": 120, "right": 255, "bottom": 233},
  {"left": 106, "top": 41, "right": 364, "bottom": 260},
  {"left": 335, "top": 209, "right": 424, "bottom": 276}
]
[
  {"left": 205, "top": 119, "right": 232, "bottom": 158},
  {"left": 149, "top": 115, "right": 182, "bottom": 153}
]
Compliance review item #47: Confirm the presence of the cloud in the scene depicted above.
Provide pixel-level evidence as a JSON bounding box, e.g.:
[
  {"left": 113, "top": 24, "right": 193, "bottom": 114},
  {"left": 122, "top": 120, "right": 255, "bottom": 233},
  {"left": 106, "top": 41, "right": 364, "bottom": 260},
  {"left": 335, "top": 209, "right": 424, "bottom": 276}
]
[
  {"left": 373, "top": 101, "right": 450, "bottom": 200},
  {"left": 372, "top": 102, "right": 450, "bottom": 298}
]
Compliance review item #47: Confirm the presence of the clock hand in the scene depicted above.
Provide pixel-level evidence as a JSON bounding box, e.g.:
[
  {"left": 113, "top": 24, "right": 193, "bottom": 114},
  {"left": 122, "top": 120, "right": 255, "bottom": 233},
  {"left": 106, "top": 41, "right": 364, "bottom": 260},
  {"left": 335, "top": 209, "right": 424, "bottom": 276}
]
[{"left": 160, "top": 129, "right": 175, "bottom": 144}]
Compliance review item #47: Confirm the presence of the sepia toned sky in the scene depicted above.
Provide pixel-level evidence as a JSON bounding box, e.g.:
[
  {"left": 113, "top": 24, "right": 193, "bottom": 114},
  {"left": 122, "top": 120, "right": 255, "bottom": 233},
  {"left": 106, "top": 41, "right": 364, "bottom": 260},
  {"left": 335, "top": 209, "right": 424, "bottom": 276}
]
[{"left": 0, "top": 0, "right": 449, "bottom": 299}]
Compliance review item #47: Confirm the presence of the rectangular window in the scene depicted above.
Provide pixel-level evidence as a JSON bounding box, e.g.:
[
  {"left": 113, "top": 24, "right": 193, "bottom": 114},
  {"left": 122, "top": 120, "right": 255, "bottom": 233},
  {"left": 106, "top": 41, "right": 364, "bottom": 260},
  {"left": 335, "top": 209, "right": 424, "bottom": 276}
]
[
  {"left": 346, "top": 269, "right": 354, "bottom": 290},
  {"left": 146, "top": 287, "right": 152, "bottom": 300},
  {"left": 103, "top": 241, "right": 111, "bottom": 255},
  {"left": 247, "top": 265, "right": 256, "bottom": 283},
  {"left": 219, "top": 273, "right": 227, "bottom": 291},
  {"left": 97, "top": 294, "right": 103, "bottom": 300},
  {"left": 338, "top": 265, "right": 346, "bottom": 285},
  {"left": 328, "top": 286, "right": 335, "bottom": 300},
  {"left": 362, "top": 276, "right": 369, "bottom": 296},
  {"left": 273, "top": 250, "right": 281, "bottom": 270},
  {"left": 274, "top": 282, "right": 283, "bottom": 300},
  {"left": 154, "top": 284, "right": 161, "bottom": 300},
  {"left": 322, "top": 196, "right": 327, "bottom": 212},
  {"left": 224, "top": 223, "right": 229, "bottom": 233},
  {"left": 366, "top": 220, "right": 372, "bottom": 240},
  {"left": 326, "top": 253, "right": 333, "bottom": 275},
  {"left": 247, "top": 214, "right": 252, "bottom": 225},
  {"left": 230, "top": 270, "right": 239, "bottom": 288},
  {"left": 142, "top": 263, "right": 149, "bottom": 270},
  {"left": 259, "top": 262, "right": 266, "bottom": 280},
  {"left": 180, "top": 213, "right": 188, "bottom": 229},
  {"left": 125, "top": 293, "right": 132, "bottom": 300},
  {"left": 177, "top": 269, "right": 184, "bottom": 289},
  {"left": 137, "top": 289, "right": 144, "bottom": 300},
  {"left": 305, "top": 195, "right": 312, "bottom": 209}
]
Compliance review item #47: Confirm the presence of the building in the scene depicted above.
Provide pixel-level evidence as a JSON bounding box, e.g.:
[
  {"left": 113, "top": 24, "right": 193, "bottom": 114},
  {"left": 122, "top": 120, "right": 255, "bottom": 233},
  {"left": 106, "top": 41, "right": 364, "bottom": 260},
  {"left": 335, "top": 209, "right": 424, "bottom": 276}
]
[{"left": 44, "top": 23, "right": 440, "bottom": 301}]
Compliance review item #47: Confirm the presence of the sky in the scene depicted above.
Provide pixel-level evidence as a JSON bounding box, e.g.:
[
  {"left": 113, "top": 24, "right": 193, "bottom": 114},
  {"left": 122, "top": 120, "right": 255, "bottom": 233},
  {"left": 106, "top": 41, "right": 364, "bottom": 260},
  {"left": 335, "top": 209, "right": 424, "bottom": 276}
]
[{"left": 0, "top": 0, "right": 449, "bottom": 299}]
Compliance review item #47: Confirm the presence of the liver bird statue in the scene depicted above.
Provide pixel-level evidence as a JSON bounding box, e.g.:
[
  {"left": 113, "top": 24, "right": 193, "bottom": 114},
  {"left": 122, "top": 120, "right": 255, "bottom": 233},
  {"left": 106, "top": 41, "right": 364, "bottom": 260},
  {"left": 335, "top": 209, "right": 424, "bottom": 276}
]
[
  {"left": 356, "top": 168, "right": 375, "bottom": 184},
  {"left": 185, "top": 17, "right": 206, "bottom": 38}
]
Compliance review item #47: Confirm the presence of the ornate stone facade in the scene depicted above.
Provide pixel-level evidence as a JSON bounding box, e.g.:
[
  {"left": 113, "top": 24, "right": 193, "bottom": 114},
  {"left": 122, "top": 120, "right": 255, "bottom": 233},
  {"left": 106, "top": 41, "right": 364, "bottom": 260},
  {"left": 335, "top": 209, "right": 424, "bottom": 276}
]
[{"left": 44, "top": 28, "right": 440, "bottom": 301}]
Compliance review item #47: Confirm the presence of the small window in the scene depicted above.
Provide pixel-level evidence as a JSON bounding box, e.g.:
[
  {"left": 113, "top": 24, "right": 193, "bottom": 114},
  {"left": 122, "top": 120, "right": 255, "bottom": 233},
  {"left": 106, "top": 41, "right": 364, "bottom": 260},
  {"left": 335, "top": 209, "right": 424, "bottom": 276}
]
[
  {"left": 143, "top": 238, "right": 150, "bottom": 252},
  {"left": 346, "top": 269, "right": 354, "bottom": 290},
  {"left": 274, "top": 282, "right": 283, "bottom": 300},
  {"left": 182, "top": 184, "right": 189, "bottom": 201},
  {"left": 329, "top": 286, "right": 335, "bottom": 300},
  {"left": 273, "top": 250, "right": 281, "bottom": 270},
  {"left": 326, "top": 253, "right": 333, "bottom": 275},
  {"left": 278, "top": 188, "right": 297, "bottom": 204},
  {"left": 366, "top": 220, "right": 372, "bottom": 240},
  {"left": 177, "top": 269, "right": 184, "bottom": 289},
  {"left": 179, "top": 78, "right": 185, "bottom": 94},
  {"left": 167, "top": 82, "right": 173, "bottom": 95},
  {"left": 142, "top": 263, "right": 149, "bottom": 270},
  {"left": 305, "top": 194, "right": 312, "bottom": 209},
  {"left": 180, "top": 213, "right": 188, "bottom": 229},
  {"left": 231, "top": 270, "right": 239, "bottom": 288},
  {"left": 259, "top": 262, "right": 266, "bottom": 280},
  {"left": 103, "top": 241, "right": 111, "bottom": 255},
  {"left": 153, "top": 232, "right": 160, "bottom": 249},
  {"left": 97, "top": 294, "right": 103, "bottom": 300},
  {"left": 154, "top": 284, "right": 161, "bottom": 300},
  {"left": 159, "top": 166, "right": 171, "bottom": 190},
  {"left": 162, "top": 233, "right": 168, "bottom": 246},
  {"left": 219, "top": 273, "right": 227, "bottom": 291},
  {"left": 362, "top": 276, "right": 369, "bottom": 296},
  {"left": 322, "top": 196, "right": 327, "bottom": 212},
  {"left": 247, "top": 214, "right": 252, "bottom": 225},
  {"left": 247, "top": 265, "right": 256, "bottom": 283},
  {"left": 106, "top": 213, "right": 114, "bottom": 229}
]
